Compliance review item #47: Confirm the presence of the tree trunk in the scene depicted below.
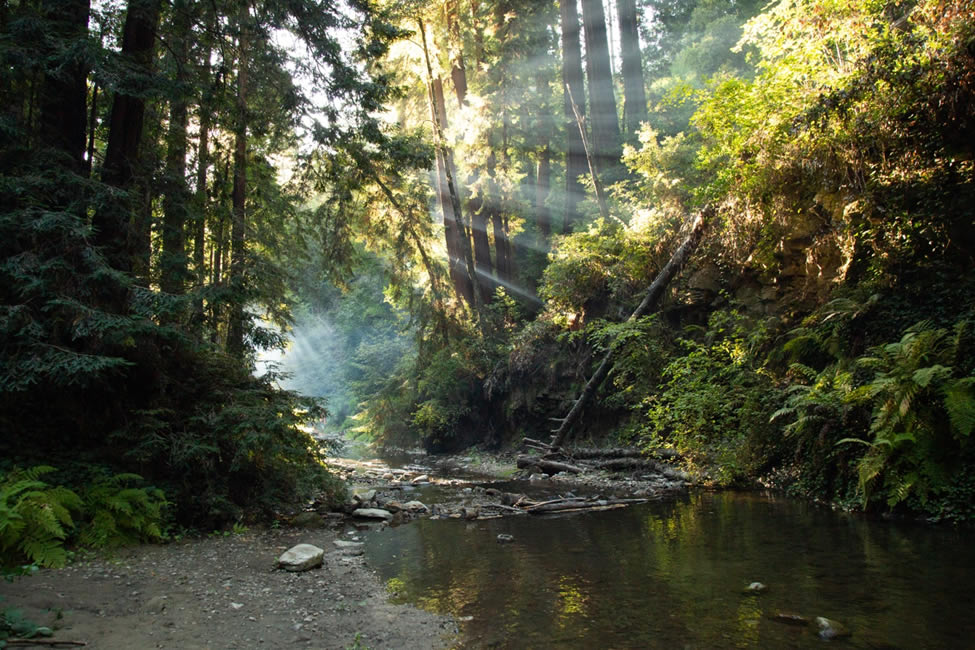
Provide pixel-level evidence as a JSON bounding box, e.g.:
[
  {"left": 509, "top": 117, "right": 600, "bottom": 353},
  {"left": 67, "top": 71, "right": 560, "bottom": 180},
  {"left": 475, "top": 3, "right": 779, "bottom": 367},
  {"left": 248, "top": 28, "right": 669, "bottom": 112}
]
[
  {"left": 618, "top": 0, "right": 648, "bottom": 143},
  {"left": 420, "top": 18, "right": 480, "bottom": 312},
  {"left": 536, "top": 144, "right": 552, "bottom": 239},
  {"left": 226, "top": 2, "right": 248, "bottom": 359},
  {"left": 96, "top": 0, "right": 162, "bottom": 274},
  {"left": 551, "top": 206, "right": 715, "bottom": 448},
  {"left": 559, "top": 0, "right": 586, "bottom": 233},
  {"left": 191, "top": 38, "right": 212, "bottom": 336},
  {"left": 160, "top": 0, "right": 192, "bottom": 299},
  {"left": 37, "top": 0, "right": 89, "bottom": 176},
  {"left": 581, "top": 0, "right": 623, "bottom": 178}
]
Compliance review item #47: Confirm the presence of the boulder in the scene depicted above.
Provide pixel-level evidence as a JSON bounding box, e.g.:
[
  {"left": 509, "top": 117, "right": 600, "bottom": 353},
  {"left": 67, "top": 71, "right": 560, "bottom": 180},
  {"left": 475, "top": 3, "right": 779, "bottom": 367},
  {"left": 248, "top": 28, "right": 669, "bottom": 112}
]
[
  {"left": 291, "top": 512, "right": 325, "bottom": 529},
  {"left": 352, "top": 508, "right": 393, "bottom": 521},
  {"left": 277, "top": 544, "right": 324, "bottom": 572},
  {"left": 353, "top": 489, "right": 376, "bottom": 503}
]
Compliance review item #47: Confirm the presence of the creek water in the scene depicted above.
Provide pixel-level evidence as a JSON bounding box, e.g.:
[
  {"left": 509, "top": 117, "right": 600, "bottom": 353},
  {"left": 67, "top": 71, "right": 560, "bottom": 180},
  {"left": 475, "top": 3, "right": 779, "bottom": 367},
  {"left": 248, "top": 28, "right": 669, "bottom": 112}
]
[{"left": 363, "top": 488, "right": 975, "bottom": 648}]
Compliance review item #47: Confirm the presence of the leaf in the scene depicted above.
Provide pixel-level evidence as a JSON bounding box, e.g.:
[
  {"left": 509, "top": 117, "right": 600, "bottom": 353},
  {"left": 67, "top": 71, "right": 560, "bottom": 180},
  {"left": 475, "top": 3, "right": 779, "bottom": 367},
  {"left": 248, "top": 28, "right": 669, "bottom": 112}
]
[
  {"left": 944, "top": 378, "right": 975, "bottom": 437},
  {"left": 836, "top": 437, "right": 871, "bottom": 446},
  {"left": 912, "top": 365, "right": 950, "bottom": 388}
]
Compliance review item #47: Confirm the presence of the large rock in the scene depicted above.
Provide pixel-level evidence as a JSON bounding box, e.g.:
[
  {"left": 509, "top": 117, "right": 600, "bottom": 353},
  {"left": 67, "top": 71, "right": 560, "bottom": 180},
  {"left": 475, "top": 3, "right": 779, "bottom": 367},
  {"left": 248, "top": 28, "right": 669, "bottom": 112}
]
[
  {"left": 291, "top": 512, "right": 325, "bottom": 529},
  {"left": 352, "top": 508, "right": 393, "bottom": 521},
  {"left": 277, "top": 544, "right": 324, "bottom": 572},
  {"left": 353, "top": 489, "right": 376, "bottom": 503}
]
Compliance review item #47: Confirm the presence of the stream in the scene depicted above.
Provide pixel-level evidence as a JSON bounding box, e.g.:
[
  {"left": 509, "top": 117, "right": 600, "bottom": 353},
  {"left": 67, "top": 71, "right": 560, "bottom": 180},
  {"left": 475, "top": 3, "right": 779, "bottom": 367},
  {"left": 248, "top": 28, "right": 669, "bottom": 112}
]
[{"left": 361, "top": 483, "right": 975, "bottom": 648}]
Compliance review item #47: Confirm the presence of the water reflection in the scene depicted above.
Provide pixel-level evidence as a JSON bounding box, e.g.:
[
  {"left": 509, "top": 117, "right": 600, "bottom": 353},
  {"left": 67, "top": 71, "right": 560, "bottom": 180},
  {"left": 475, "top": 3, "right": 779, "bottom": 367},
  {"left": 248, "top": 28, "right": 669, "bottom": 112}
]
[{"left": 364, "top": 491, "right": 975, "bottom": 648}]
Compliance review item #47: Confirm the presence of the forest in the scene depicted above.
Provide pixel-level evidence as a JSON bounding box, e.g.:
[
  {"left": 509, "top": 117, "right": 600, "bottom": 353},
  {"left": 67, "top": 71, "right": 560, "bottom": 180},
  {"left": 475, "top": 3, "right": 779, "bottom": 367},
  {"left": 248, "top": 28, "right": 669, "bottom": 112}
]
[{"left": 2, "top": 0, "right": 974, "bottom": 575}]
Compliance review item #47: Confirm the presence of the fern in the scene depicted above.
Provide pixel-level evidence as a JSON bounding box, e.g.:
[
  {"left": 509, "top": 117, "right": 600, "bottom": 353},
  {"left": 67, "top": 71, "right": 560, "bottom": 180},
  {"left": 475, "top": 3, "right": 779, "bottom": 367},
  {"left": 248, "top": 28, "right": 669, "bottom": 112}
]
[
  {"left": 0, "top": 467, "right": 81, "bottom": 569},
  {"left": 78, "top": 474, "right": 167, "bottom": 548}
]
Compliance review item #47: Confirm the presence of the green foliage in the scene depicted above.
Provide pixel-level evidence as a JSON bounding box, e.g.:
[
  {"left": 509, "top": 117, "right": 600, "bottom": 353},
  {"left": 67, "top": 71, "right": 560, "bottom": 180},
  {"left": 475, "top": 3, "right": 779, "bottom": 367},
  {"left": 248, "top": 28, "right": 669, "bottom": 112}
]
[
  {"left": 77, "top": 473, "right": 167, "bottom": 548},
  {"left": 0, "top": 467, "right": 80, "bottom": 569},
  {"left": 0, "top": 466, "right": 172, "bottom": 570},
  {"left": 634, "top": 310, "right": 780, "bottom": 485},
  {"left": 839, "top": 322, "right": 975, "bottom": 508},
  {"left": 2, "top": 604, "right": 53, "bottom": 646}
]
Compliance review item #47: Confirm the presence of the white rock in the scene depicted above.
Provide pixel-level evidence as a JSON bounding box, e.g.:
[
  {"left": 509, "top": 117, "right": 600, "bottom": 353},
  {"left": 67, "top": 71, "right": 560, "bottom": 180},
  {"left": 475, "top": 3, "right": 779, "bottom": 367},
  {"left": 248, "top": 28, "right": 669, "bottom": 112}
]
[
  {"left": 352, "top": 508, "right": 393, "bottom": 521},
  {"left": 333, "top": 540, "right": 364, "bottom": 548},
  {"left": 403, "top": 500, "right": 429, "bottom": 512},
  {"left": 278, "top": 544, "right": 324, "bottom": 572},
  {"left": 411, "top": 474, "right": 430, "bottom": 484}
]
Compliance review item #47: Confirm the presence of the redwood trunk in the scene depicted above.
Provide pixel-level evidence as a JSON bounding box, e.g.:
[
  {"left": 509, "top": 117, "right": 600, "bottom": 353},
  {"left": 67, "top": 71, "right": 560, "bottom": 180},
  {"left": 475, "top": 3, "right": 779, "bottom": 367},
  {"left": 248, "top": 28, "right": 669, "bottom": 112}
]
[
  {"left": 618, "top": 0, "right": 648, "bottom": 142},
  {"left": 581, "top": 0, "right": 623, "bottom": 177},
  {"left": 559, "top": 0, "right": 586, "bottom": 233}
]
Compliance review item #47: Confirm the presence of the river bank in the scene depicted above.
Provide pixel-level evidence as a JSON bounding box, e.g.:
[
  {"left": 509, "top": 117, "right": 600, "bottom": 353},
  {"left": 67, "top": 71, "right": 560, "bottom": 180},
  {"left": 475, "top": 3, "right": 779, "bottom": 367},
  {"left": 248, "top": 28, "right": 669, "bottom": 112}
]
[
  {"left": 1, "top": 526, "right": 456, "bottom": 649},
  {"left": 1, "top": 447, "right": 690, "bottom": 649}
]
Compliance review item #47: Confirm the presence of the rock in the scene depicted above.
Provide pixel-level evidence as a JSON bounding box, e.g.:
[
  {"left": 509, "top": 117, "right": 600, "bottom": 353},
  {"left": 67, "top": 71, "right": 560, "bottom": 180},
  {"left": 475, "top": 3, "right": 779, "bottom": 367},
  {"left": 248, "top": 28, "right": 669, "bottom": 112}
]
[
  {"left": 277, "top": 544, "right": 324, "bottom": 572},
  {"left": 403, "top": 500, "right": 429, "bottom": 512},
  {"left": 144, "top": 595, "right": 168, "bottom": 614},
  {"left": 411, "top": 474, "right": 430, "bottom": 484},
  {"left": 528, "top": 473, "right": 548, "bottom": 481},
  {"left": 353, "top": 489, "right": 376, "bottom": 503},
  {"left": 496, "top": 534, "right": 514, "bottom": 543},
  {"left": 772, "top": 612, "right": 809, "bottom": 626},
  {"left": 382, "top": 473, "right": 395, "bottom": 480},
  {"left": 815, "top": 617, "right": 851, "bottom": 639},
  {"left": 384, "top": 501, "right": 404, "bottom": 513},
  {"left": 291, "top": 512, "right": 325, "bottom": 529},
  {"left": 352, "top": 508, "right": 393, "bottom": 521},
  {"left": 333, "top": 540, "right": 364, "bottom": 549},
  {"left": 743, "top": 582, "right": 767, "bottom": 594}
]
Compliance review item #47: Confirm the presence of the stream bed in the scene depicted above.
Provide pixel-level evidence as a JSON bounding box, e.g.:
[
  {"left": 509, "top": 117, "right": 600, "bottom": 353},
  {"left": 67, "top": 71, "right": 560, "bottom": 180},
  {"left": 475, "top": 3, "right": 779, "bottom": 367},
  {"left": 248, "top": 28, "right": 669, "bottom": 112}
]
[{"left": 363, "top": 488, "right": 975, "bottom": 648}]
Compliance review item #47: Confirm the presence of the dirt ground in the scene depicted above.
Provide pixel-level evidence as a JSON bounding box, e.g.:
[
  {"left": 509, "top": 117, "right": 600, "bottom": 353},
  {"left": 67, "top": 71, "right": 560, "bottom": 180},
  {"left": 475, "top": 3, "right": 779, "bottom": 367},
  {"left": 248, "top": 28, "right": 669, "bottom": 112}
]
[{"left": 1, "top": 526, "right": 456, "bottom": 649}]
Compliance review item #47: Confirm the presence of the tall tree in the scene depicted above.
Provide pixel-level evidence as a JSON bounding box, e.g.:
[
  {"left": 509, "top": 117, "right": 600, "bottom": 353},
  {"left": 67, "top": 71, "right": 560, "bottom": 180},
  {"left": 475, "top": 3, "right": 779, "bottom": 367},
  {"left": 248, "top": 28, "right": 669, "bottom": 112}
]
[
  {"left": 560, "top": 0, "right": 587, "bottom": 232},
  {"left": 226, "top": 0, "right": 249, "bottom": 358},
  {"left": 581, "top": 0, "right": 623, "bottom": 176},
  {"left": 618, "top": 0, "right": 648, "bottom": 142},
  {"left": 160, "top": 0, "right": 193, "bottom": 299},
  {"left": 96, "top": 0, "right": 162, "bottom": 277}
]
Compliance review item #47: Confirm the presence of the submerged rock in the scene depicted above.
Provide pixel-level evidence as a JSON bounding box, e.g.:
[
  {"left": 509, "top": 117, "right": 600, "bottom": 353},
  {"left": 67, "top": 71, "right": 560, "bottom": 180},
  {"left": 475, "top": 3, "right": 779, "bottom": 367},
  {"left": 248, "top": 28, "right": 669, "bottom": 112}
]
[
  {"left": 772, "top": 612, "right": 810, "bottom": 626},
  {"left": 496, "top": 534, "right": 514, "bottom": 543},
  {"left": 816, "top": 617, "right": 851, "bottom": 639},
  {"left": 277, "top": 544, "right": 324, "bottom": 572},
  {"left": 352, "top": 508, "right": 393, "bottom": 521},
  {"left": 743, "top": 582, "right": 768, "bottom": 594}
]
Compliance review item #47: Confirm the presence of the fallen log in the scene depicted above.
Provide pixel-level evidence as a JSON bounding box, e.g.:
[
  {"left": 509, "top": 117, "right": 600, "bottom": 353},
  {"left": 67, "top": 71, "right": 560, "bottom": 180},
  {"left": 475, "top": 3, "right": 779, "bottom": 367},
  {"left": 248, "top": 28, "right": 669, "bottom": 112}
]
[
  {"left": 586, "top": 458, "right": 663, "bottom": 472},
  {"left": 516, "top": 456, "right": 583, "bottom": 474},
  {"left": 564, "top": 447, "right": 646, "bottom": 460},
  {"left": 525, "top": 497, "right": 648, "bottom": 514},
  {"left": 550, "top": 206, "right": 715, "bottom": 448}
]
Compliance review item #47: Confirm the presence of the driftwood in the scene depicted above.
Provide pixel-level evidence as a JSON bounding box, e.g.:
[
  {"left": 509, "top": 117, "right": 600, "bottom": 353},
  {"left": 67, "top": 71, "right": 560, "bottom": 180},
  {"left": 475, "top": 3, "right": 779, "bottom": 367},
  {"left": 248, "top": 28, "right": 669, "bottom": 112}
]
[
  {"left": 523, "top": 497, "right": 648, "bottom": 514},
  {"left": 4, "top": 641, "right": 87, "bottom": 647},
  {"left": 550, "top": 206, "right": 715, "bottom": 448}
]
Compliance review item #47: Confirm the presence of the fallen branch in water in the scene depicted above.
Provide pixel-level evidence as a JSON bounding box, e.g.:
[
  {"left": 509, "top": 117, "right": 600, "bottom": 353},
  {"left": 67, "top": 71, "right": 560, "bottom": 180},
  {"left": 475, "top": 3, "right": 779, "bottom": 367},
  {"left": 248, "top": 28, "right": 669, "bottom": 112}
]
[{"left": 4, "top": 641, "right": 87, "bottom": 647}]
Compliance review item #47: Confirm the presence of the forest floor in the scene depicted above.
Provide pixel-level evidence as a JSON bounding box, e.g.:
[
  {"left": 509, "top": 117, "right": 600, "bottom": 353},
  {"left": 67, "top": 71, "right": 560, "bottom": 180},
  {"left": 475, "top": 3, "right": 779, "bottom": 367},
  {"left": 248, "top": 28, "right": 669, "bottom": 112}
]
[{"left": 1, "top": 526, "right": 456, "bottom": 650}]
